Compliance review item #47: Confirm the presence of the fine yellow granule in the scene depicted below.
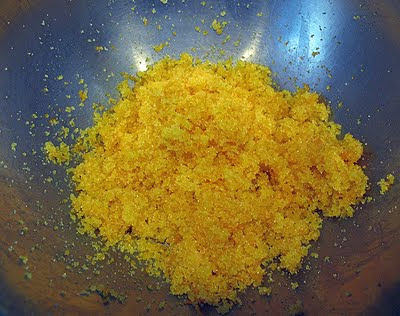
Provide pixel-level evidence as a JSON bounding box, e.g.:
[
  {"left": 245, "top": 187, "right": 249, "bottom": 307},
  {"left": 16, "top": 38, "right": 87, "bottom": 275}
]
[
  {"left": 258, "top": 286, "right": 272, "bottom": 296},
  {"left": 378, "top": 174, "right": 395, "bottom": 195},
  {"left": 153, "top": 42, "right": 169, "bottom": 53},
  {"left": 48, "top": 54, "right": 368, "bottom": 308},
  {"left": 211, "top": 19, "right": 228, "bottom": 35},
  {"left": 44, "top": 141, "right": 71, "bottom": 165},
  {"left": 79, "top": 90, "right": 88, "bottom": 103}
]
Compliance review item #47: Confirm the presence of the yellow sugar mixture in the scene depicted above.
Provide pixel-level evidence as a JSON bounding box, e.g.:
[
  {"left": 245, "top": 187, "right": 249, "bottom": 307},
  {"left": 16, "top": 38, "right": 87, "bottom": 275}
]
[
  {"left": 378, "top": 174, "right": 395, "bottom": 195},
  {"left": 45, "top": 54, "right": 368, "bottom": 309}
]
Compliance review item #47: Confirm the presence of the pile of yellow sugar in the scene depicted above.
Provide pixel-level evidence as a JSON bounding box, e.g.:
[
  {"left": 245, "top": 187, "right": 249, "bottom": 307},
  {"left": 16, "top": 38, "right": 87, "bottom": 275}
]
[{"left": 47, "top": 54, "right": 368, "bottom": 308}]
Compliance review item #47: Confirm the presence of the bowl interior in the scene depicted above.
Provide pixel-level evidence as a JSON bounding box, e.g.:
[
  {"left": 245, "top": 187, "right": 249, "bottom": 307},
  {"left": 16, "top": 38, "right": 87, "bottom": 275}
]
[{"left": 0, "top": 0, "right": 399, "bottom": 314}]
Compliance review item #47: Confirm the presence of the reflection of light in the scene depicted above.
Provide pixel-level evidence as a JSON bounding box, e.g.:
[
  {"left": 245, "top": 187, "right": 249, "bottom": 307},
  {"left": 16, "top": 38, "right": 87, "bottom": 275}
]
[
  {"left": 133, "top": 53, "right": 149, "bottom": 72},
  {"left": 283, "top": 5, "right": 332, "bottom": 61},
  {"left": 240, "top": 30, "right": 263, "bottom": 62},
  {"left": 131, "top": 47, "right": 151, "bottom": 72},
  {"left": 241, "top": 46, "right": 257, "bottom": 61},
  {"left": 306, "top": 22, "right": 326, "bottom": 59},
  {"left": 238, "top": 0, "right": 268, "bottom": 62}
]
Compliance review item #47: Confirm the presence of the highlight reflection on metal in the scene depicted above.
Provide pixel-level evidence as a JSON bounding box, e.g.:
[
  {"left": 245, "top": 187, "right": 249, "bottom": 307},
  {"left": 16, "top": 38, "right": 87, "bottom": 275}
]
[{"left": 0, "top": 0, "right": 399, "bottom": 314}]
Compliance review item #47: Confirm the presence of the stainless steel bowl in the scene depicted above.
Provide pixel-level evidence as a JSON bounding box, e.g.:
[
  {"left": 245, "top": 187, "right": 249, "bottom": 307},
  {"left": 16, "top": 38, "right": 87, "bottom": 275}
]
[{"left": 0, "top": 0, "right": 399, "bottom": 314}]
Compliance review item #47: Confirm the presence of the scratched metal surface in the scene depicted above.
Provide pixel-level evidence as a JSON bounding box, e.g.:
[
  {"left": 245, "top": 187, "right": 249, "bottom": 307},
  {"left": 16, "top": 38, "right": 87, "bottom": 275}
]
[{"left": 0, "top": 0, "right": 399, "bottom": 315}]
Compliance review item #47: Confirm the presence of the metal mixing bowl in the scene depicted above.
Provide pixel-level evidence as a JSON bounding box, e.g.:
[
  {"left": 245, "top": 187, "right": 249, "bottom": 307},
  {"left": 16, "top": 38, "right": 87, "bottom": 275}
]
[{"left": 0, "top": 0, "right": 399, "bottom": 315}]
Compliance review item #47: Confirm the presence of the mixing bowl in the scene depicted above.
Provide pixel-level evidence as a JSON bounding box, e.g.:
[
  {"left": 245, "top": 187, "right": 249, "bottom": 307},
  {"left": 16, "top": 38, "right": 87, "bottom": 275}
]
[{"left": 0, "top": 0, "right": 399, "bottom": 315}]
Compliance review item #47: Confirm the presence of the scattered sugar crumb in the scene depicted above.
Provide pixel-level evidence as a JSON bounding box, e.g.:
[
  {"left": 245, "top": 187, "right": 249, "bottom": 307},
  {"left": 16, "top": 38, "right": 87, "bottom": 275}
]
[
  {"left": 258, "top": 286, "right": 272, "bottom": 296},
  {"left": 378, "top": 174, "right": 395, "bottom": 195},
  {"left": 153, "top": 42, "right": 169, "bottom": 53}
]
